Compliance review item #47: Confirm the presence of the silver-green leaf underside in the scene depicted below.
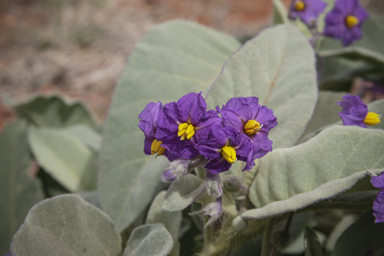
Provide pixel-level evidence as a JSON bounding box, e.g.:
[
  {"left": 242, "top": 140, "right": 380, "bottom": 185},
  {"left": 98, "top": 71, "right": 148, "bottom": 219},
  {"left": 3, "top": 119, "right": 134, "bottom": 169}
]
[
  {"left": 332, "top": 211, "right": 384, "bottom": 256},
  {"left": 28, "top": 126, "right": 98, "bottom": 192},
  {"left": 242, "top": 126, "right": 384, "bottom": 221},
  {"left": 14, "top": 94, "right": 96, "bottom": 128},
  {"left": 0, "top": 121, "right": 44, "bottom": 255},
  {"left": 99, "top": 20, "right": 240, "bottom": 232},
  {"left": 206, "top": 24, "right": 318, "bottom": 149},
  {"left": 11, "top": 195, "right": 121, "bottom": 256},
  {"left": 123, "top": 224, "right": 173, "bottom": 256},
  {"left": 318, "top": 16, "right": 384, "bottom": 68}
]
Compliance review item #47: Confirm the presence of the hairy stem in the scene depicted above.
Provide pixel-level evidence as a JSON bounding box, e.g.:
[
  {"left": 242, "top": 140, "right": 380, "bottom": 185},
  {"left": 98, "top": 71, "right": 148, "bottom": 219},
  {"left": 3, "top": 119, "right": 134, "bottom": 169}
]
[
  {"left": 261, "top": 218, "right": 276, "bottom": 256},
  {"left": 204, "top": 217, "right": 213, "bottom": 246}
]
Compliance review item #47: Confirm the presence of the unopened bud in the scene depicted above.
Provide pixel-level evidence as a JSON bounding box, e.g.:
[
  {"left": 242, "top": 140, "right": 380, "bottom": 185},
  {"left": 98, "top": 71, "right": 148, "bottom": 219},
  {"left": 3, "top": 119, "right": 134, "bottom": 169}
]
[
  {"left": 205, "top": 171, "right": 223, "bottom": 198},
  {"left": 271, "top": 230, "right": 291, "bottom": 249},
  {"left": 222, "top": 176, "right": 243, "bottom": 193},
  {"left": 189, "top": 197, "right": 222, "bottom": 228},
  {"left": 161, "top": 155, "right": 206, "bottom": 183}
]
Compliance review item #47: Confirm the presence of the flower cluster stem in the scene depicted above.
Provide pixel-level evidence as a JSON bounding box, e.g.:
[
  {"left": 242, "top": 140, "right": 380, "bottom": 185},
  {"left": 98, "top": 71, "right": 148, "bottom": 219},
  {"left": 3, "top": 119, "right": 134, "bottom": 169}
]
[
  {"left": 261, "top": 218, "right": 276, "bottom": 256},
  {"left": 204, "top": 216, "right": 213, "bottom": 246}
]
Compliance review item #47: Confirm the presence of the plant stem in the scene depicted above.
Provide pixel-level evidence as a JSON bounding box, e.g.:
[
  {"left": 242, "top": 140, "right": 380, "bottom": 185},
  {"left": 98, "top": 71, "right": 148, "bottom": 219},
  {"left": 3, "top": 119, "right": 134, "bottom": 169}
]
[
  {"left": 261, "top": 218, "right": 276, "bottom": 256},
  {"left": 283, "top": 212, "right": 294, "bottom": 235},
  {"left": 204, "top": 216, "right": 213, "bottom": 246}
]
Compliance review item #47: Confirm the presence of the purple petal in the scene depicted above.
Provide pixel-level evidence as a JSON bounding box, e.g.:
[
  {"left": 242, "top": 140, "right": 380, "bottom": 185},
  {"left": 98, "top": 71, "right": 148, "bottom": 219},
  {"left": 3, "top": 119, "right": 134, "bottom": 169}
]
[
  {"left": 138, "top": 101, "right": 162, "bottom": 140},
  {"left": 205, "top": 159, "right": 232, "bottom": 174},
  {"left": 371, "top": 173, "right": 384, "bottom": 189},
  {"left": 373, "top": 188, "right": 384, "bottom": 223},
  {"left": 144, "top": 138, "right": 152, "bottom": 155},
  {"left": 336, "top": 94, "right": 368, "bottom": 127},
  {"left": 177, "top": 92, "right": 206, "bottom": 124}
]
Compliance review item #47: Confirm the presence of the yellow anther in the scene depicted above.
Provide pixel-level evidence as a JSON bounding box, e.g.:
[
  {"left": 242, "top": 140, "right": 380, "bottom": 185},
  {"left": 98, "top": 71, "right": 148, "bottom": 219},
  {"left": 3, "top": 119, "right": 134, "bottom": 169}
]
[
  {"left": 178, "top": 122, "right": 195, "bottom": 140},
  {"left": 364, "top": 112, "right": 381, "bottom": 126},
  {"left": 222, "top": 146, "right": 237, "bottom": 164},
  {"left": 294, "top": 0, "right": 305, "bottom": 11},
  {"left": 244, "top": 120, "right": 262, "bottom": 135},
  {"left": 151, "top": 139, "right": 165, "bottom": 156},
  {"left": 345, "top": 15, "right": 359, "bottom": 28}
]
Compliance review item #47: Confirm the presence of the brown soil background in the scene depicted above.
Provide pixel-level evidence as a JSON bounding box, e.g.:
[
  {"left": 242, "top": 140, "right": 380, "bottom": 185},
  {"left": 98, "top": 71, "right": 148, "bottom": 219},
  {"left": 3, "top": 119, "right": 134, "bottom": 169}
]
[{"left": 0, "top": 0, "right": 381, "bottom": 130}]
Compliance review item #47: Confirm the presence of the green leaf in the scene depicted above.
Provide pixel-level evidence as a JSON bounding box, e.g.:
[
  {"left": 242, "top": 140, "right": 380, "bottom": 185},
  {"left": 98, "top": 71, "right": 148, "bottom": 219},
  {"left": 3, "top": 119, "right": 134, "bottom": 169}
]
[
  {"left": 28, "top": 126, "right": 98, "bottom": 192},
  {"left": 206, "top": 24, "right": 318, "bottom": 149},
  {"left": 163, "top": 174, "right": 212, "bottom": 212},
  {"left": 123, "top": 224, "right": 173, "bottom": 256},
  {"left": 99, "top": 20, "right": 240, "bottom": 232},
  {"left": 368, "top": 99, "right": 384, "bottom": 130},
  {"left": 64, "top": 125, "right": 102, "bottom": 151},
  {"left": 14, "top": 95, "right": 96, "bottom": 128},
  {"left": 304, "top": 227, "right": 323, "bottom": 256},
  {"left": 11, "top": 195, "right": 121, "bottom": 256},
  {"left": 300, "top": 91, "right": 344, "bottom": 139},
  {"left": 318, "top": 16, "right": 384, "bottom": 68},
  {"left": 146, "top": 191, "right": 182, "bottom": 255},
  {"left": 0, "top": 121, "right": 44, "bottom": 255},
  {"left": 273, "top": 0, "right": 289, "bottom": 25},
  {"left": 325, "top": 214, "right": 357, "bottom": 252},
  {"left": 332, "top": 211, "right": 384, "bottom": 256},
  {"left": 244, "top": 126, "right": 384, "bottom": 220}
]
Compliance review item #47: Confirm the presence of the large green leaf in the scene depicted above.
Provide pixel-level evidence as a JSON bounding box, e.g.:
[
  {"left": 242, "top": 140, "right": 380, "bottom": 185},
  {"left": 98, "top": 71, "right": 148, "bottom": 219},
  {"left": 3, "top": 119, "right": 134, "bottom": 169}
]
[
  {"left": 146, "top": 191, "right": 181, "bottom": 256},
  {"left": 64, "top": 125, "right": 102, "bottom": 151},
  {"left": 123, "top": 224, "right": 173, "bottom": 256},
  {"left": 318, "top": 16, "right": 384, "bottom": 68},
  {"left": 11, "top": 195, "right": 121, "bottom": 256},
  {"left": 243, "top": 126, "right": 384, "bottom": 220},
  {"left": 206, "top": 24, "right": 318, "bottom": 149},
  {"left": 14, "top": 95, "right": 96, "bottom": 128},
  {"left": 300, "top": 91, "right": 343, "bottom": 138},
  {"left": 28, "top": 126, "right": 98, "bottom": 192},
  {"left": 99, "top": 20, "right": 240, "bottom": 232},
  {"left": 0, "top": 122, "right": 43, "bottom": 255},
  {"left": 332, "top": 211, "right": 384, "bottom": 256},
  {"left": 273, "top": 0, "right": 289, "bottom": 25}
]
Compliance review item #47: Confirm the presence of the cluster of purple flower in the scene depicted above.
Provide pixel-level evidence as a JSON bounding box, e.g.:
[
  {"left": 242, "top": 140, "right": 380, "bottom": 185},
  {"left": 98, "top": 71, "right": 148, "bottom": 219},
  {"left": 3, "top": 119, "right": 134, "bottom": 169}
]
[
  {"left": 138, "top": 92, "right": 278, "bottom": 176},
  {"left": 289, "top": 0, "right": 369, "bottom": 45}
]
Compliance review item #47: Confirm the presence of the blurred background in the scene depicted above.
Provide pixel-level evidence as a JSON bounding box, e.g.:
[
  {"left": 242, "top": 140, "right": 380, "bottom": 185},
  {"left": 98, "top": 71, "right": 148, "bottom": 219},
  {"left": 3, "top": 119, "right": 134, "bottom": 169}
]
[{"left": 1, "top": 0, "right": 383, "bottom": 130}]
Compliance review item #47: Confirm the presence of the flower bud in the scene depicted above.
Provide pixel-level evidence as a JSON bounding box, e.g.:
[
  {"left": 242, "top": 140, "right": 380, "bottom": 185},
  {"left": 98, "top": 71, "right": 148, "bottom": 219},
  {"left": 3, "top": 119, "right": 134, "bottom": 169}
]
[
  {"left": 161, "top": 158, "right": 190, "bottom": 183},
  {"left": 222, "top": 176, "right": 243, "bottom": 193},
  {"left": 205, "top": 171, "right": 223, "bottom": 198},
  {"left": 189, "top": 197, "right": 222, "bottom": 228}
]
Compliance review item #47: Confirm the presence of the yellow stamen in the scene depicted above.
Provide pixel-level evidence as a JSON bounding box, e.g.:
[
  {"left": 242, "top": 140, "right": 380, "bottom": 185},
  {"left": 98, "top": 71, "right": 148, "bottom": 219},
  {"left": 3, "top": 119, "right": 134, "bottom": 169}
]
[
  {"left": 364, "top": 112, "right": 381, "bottom": 126},
  {"left": 178, "top": 122, "right": 195, "bottom": 140},
  {"left": 244, "top": 120, "right": 263, "bottom": 135},
  {"left": 345, "top": 15, "right": 359, "bottom": 28},
  {"left": 222, "top": 146, "right": 237, "bottom": 164},
  {"left": 151, "top": 139, "right": 165, "bottom": 156},
  {"left": 294, "top": 0, "right": 305, "bottom": 11}
]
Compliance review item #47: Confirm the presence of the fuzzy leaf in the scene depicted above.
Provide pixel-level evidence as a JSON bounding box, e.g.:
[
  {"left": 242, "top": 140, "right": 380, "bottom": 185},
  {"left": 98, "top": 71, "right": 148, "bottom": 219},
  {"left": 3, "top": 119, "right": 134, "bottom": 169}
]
[
  {"left": 123, "top": 224, "right": 173, "bottom": 256},
  {"left": 273, "top": 0, "right": 289, "bottom": 24},
  {"left": 206, "top": 24, "right": 318, "bottom": 149},
  {"left": 319, "top": 16, "right": 384, "bottom": 68},
  {"left": 163, "top": 174, "right": 212, "bottom": 212},
  {"left": 28, "top": 126, "right": 98, "bottom": 192},
  {"left": 11, "top": 195, "right": 121, "bottom": 256},
  {"left": 14, "top": 95, "right": 96, "bottom": 128},
  {"left": 0, "top": 122, "right": 43, "bottom": 255},
  {"left": 332, "top": 211, "right": 384, "bottom": 256},
  {"left": 64, "top": 125, "right": 102, "bottom": 151},
  {"left": 99, "top": 20, "right": 240, "bottom": 232},
  {"left": 244, "top": 126, "right": 384, "bottom": 220}
]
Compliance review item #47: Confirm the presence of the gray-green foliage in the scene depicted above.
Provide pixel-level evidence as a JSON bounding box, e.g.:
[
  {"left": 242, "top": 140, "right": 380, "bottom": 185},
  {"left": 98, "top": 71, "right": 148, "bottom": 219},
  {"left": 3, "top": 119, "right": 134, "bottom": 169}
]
[
  {"left": 241, "top": 126, "right": 384, "bottom": 221},
  {"left": 11, "top": 195, "right": 121, "bottom": 256},
  {"left": 123, "top": 224, "right": 173, "bottom": 256},
  {"left": 28, "top": 126, "right": 98, "bottom": 192},
  {"left": 319, "top": 16, "right": 384, "bottom": 68},
  {"left": 206, "top": 24, "right": 318, "bottom": 149},
  {"left": 332, "top": 211, "right": 384, "bottom": 256},
  {"left": 163, "top": 174, "right": 212, "bottom": 212},
  {"left": 99, "top": 20, "right": 240, "bottom": 232},
  {"left": 304, "top": 227, "right": 323, "bottom": 256},
  {"left": 14, "top": 95, "right": 96, "bottom": 128},
  {"left": 64, "top": 125, "right": 102, "bottom": 151},
  {"left": 272, "top": 0, "right": 289, "bottom": 25},
  {"left": 0, "top": 121, "right": 44, "bottom": 255}
]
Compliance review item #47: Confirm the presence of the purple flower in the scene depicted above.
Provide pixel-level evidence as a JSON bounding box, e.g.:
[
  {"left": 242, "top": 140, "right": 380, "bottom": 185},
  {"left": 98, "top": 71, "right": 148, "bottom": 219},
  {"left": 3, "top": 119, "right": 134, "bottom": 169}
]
[
  {"left": 196, "top": 125, "right": 252, "bottom": 174},
  {"left": 324, "top": 0, "right": 369, "bottom": 46},
  {"left": 138, "top": 101, "right": 177, "bottom": 160},
  {"left": 217, "top": 97, "right": 278, "bottom": 171},
  {"left": 189, "top": 196, "right": 223, "bottom": 228},
  {"left": 289, "top": 0, "right": 327, "bottom": 26},
  {"left": 337, "top": 94, "right": 381, "bottom": 128},
  {"left": 156, "top": 92, "right": 221, "bottom": 160},
  {"left": 371, "top": 172, "right": 384, "bottom": 223}
]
